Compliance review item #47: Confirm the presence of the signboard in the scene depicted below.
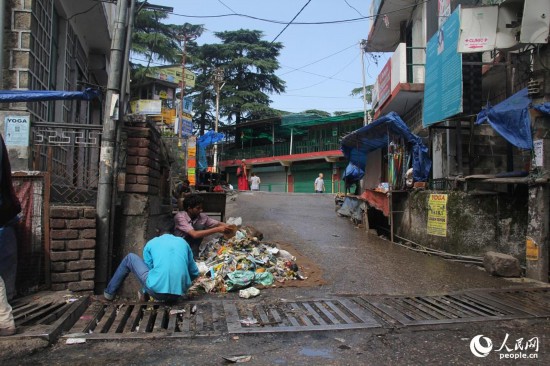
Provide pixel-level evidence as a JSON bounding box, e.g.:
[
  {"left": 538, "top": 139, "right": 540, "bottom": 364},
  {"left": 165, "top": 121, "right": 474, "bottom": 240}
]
[
  {"left": 4, "top": 115, "right": 30, "bottom": 146},
  {"left": 376, "top": 59, "right": 391, "bottom": 107},
  {"left": 183, "top": 97, "right": 193, "bottom": 114},
  {"left": 187, "top": 136, "right": 197, "bottom": 185},
  {"left": 438, "top": 0, "right": 451, "bottom": 28},
  {"left": 146, "top": 66, "right": 195, "bottom": 88},
  {"left": 458, "top": 6, "right": 498, "bottom": 53},
  {"left": 181, "top": 118, "right": 193, "bottom": 137},
  {"left": 533, "top": 139, "right": 543, "bottom": 167},
  {"left": 526, "top": 236, "right": 539, "bottom": 261},
  {"left": 427, "top": 194, "right": 448, "bottom": 237},
  {"left": 130, "top": 100, "right": 162, "bottom": 115},
  {"left": 174, "top": 114, "right": 193, "bottom": 137},
  {"left": 423, "top": 7, "right": 463, "bottom": 127}
]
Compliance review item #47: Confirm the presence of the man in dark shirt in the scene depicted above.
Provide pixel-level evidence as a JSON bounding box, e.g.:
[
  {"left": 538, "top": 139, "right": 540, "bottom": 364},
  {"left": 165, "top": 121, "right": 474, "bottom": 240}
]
[{"left": 0, "top": 134, "right": 21, "bottom": 336}]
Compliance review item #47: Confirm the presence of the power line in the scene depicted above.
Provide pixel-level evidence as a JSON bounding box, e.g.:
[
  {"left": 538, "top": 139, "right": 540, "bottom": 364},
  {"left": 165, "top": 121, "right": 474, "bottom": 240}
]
[
  {"left": 286, "top": 54, "right": 362, "bottom": 91},
  {"left": 271, "top": 0, "right": 312, "bottom": 43},
  {"left": 171, "top": 11, "right": 366, "bottom": 25},
  {"left": 279, "top": 43, "right": 357, "bottom": 76},
  {"left": 216, "top": 0, "right": 237, "bottom": 14},
  {"left": 169, "top": 0, "right": 430, "bottom": 25},
  {"left": 343, "top": 0, "right": 365, "bottom": 17}
]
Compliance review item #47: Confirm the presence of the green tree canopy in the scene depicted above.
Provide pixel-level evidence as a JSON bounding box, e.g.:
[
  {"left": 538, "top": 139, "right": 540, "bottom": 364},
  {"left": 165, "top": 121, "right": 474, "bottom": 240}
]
[
  {"left": 214, "top": 29, "right": 286, "bottom": 124},
  {"left": 188, "top": 29, "right": 286, "bottom": 135}
]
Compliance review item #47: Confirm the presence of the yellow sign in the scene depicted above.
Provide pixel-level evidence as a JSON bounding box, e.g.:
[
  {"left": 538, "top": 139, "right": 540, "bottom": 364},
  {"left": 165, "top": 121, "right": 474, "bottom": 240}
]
[
  {"left": 146, "top": 66, "right": 195, "bottom": 87},
  {"left": 526, "top": 236, "right": 539, "bottom": 261},
  {"left": 187, "top": 168, "right": 196, "bottom": 185},
  {"left": 427, "top": 194, "right": 448, "bottom": 237}
]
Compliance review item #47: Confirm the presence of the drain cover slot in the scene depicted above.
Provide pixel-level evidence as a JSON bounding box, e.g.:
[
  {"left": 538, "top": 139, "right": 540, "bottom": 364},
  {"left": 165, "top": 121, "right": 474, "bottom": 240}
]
[
  {"left": 363, "top": 289, "right": 543, "bottom": 326},
  {"left": 66, "top": 301, "right": 226, "bottom": 339},
  {"left": 224, "top": 298, "right": 381, "bottom": 334}
]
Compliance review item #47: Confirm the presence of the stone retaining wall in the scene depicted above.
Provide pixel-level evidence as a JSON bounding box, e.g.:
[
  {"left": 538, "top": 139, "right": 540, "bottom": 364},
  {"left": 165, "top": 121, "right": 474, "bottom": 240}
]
[{"left": 49, "top": 206, "right": 96, "bottom": 292}]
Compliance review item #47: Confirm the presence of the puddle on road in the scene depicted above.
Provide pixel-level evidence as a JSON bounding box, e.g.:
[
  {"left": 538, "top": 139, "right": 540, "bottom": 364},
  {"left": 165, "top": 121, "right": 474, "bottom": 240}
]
[{"left": 299, "top": 347, "right": 334, "bottom": 359}]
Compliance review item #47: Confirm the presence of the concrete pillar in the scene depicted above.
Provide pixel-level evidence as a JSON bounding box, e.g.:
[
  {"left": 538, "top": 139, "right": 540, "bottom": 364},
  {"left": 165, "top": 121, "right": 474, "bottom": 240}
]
[{"left": 526, "top": 45, "right": 550, "bottom": 282}]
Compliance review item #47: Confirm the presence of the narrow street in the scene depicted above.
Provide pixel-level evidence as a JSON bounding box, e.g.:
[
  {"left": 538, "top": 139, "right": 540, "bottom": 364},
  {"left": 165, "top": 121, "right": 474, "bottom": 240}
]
[{"left": 3, "top": 192, "right": 550, "bottom": 365}]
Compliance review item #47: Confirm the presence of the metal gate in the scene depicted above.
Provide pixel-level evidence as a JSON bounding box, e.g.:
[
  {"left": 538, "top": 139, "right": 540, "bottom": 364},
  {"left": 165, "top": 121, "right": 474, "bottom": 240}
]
[{"left": 32, "top": 122, "right": 102, "bottom": 204}]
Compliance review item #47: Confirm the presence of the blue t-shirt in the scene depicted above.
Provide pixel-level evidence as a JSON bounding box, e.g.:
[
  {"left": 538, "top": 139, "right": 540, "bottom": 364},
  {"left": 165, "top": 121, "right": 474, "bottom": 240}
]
[{"left": 143, "top": 234, "right": 199, "bottom": 296}]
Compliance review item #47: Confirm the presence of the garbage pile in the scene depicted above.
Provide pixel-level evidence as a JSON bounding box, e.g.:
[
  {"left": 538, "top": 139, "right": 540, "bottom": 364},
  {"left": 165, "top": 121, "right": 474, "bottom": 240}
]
[{"left": 189, "top": 221, "right": 306, "bottom": 296}]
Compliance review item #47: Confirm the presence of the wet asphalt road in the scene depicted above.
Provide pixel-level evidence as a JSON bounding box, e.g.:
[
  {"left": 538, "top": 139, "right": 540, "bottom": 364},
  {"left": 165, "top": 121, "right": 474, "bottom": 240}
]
[
  {"left": 5, "top": 191, "right": 549, "bottom": 366},
  {"left": 227, "top": 191, "right": 519, "bottom": 298}
]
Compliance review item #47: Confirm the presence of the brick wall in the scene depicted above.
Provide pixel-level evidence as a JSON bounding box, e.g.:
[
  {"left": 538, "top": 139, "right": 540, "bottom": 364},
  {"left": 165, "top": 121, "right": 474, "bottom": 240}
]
[
  {"left": 124, "top": 117, "right": 164, "bottom": 196},
  {"left": 49, "top": 206, "right": 96, "bottom": 292}
]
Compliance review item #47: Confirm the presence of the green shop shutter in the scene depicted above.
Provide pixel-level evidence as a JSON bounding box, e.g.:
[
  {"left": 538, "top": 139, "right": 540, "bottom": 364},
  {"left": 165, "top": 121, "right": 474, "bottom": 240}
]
[{"left": 291, "top": 162, "right": 333, "bottom": 193}]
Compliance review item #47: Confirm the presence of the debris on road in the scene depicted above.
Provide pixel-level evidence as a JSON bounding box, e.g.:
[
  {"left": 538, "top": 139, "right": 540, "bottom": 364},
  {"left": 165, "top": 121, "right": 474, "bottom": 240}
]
[
  {"left": 222, "top": 355, "right": 252, "bottom": 363},
  {"left": 238, "top": 287, "right": 260, "bottom": 299},
  {"left": 189, "top": 220, "right": 307, "bottom": 294}
]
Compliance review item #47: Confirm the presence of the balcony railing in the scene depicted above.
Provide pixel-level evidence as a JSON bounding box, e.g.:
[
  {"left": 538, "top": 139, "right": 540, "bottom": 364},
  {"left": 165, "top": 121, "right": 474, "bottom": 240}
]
[{"left": 220, "top": 136, "right": 341, "bottom": 161}]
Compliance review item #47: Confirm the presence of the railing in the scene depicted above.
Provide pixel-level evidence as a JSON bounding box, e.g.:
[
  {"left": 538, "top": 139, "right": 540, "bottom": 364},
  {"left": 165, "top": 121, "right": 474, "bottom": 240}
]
[
  {"left": 220, "top": 137, "right": 341, "bottom": 161},
  {"left": 32, "top": 122, "right": 102, "bottom": 204}
]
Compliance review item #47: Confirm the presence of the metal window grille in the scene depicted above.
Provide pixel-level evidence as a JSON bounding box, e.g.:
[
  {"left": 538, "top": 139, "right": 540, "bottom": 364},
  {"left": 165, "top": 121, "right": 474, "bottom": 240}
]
[{"left": 29, "top": 0, "right": 54, "bottom": 122}]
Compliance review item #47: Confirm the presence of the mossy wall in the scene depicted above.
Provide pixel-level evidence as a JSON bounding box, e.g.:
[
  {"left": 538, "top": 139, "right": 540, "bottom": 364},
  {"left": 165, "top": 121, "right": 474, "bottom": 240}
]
[{"left": 396, "top": 190, "right": 528, "bottom": 262}]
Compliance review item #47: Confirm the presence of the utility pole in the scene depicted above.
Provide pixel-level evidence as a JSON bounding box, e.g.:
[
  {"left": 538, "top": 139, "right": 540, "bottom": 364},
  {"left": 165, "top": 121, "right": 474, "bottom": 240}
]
[
  {"left": 213, "top": 67, "right": 225, "bottom": 172},
  {"left": 177, "top": 31, "right": 198, "bottom": 180},
  {"left": 360, "top": 40, "right": 368, "bottom": 126},
  {"left": 96, "top": 0, "right": 129, "bottom": 293}
]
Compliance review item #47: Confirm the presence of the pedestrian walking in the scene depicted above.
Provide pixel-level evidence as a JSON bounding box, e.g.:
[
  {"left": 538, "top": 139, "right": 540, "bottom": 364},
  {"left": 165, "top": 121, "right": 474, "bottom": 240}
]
[
  {"left": 314, "top": 173, "right": 325, "bottom": 193},
  {"left": 104, "top": 219, "right": 198, "bottom": 303},
  {"left": 249, "top": 172, "right": 261, "bottom": 191},
  {"left": 237, "top": 159, "right": 249, "bottom": 191}
]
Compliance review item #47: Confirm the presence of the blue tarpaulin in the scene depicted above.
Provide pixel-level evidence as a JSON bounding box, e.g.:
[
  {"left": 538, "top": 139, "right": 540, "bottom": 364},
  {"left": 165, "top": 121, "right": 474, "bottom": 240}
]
[
  {"left": 475, "top": 88, "right": 533, "bottom": 149},
  {"left": 0, "top": 88, "right": 100, "bottom": 102},
  {"left": 340, "top": 112, "right": 431, "bottom": 182},
  {"left": 342, "top": 162, "right": 364, "bottom": 182},
  {"left": 197, "top": 130, "right": 225, "bottom": 171}
]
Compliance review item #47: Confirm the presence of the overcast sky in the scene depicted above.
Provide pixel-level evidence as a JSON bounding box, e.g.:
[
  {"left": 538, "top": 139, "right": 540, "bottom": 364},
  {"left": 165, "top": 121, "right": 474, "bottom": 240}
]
[{"left": 150, "top": 0, "right": 389, "bottom": 114}]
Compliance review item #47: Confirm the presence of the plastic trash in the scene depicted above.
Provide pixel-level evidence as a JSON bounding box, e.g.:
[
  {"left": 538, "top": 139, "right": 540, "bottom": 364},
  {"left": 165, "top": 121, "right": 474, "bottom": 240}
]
[
  {"left": 66, "top": 338, "right": 86, "bottom": 345},
  {"left": 276, "top": 249, "right": 296, "bottom": 261},
  {"left": 239, "top": 317, "right": 259, "bottom": 327},
  {"left": 239, "top": 287, "right": 260, "bottom": 299},
  {"left": 226, "top": 217, "right": 243, "bottom": 226},
  {"left": 197, "top": 261, "right": 209, "bottom": 275},
  {"left": 235, "top": 230, "right": 246, "bottom": 240},
  {"left": 222, "top": 355, "right": 252, "bottom": 363},
  {"left": 226, "top": 271, "right": 274, "bottom": 291}
]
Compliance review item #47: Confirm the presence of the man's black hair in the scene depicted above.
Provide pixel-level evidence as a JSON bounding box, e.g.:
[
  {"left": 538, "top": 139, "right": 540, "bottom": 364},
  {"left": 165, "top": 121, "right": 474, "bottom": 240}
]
[
  {"left": 156, "top": 216, "right": 175, "bottom": 235},
  {"left": 183, "top": 194, "right": 204, "bottom": 211}
]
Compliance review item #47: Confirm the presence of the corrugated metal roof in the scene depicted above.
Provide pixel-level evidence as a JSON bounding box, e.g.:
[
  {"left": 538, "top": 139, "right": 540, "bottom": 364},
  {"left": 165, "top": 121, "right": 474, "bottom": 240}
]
[{"left": 281, "top": 112, "right": 364, "bottom": 128}]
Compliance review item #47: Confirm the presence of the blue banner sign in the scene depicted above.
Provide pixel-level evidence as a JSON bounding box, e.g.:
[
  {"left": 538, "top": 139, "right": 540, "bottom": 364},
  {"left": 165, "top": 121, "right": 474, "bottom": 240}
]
[{"left": 423, "top": 6, "right": 463, "bottom": 127}]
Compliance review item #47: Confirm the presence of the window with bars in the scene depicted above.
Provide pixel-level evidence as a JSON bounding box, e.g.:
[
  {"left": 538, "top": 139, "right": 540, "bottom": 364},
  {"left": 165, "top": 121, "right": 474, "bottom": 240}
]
[{"left": 29, "top": 0, "right": 54, "bottom": 122}]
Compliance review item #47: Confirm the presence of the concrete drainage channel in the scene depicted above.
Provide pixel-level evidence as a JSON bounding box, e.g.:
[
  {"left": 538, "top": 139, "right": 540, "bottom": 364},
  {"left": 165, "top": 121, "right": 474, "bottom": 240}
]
[{"left": 6, "top": 287, "right": 550, "bottom": 343}]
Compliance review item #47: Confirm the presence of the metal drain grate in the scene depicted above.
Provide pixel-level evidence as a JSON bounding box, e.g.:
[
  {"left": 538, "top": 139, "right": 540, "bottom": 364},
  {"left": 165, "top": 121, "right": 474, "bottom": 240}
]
[
  {"left": 66, "top": 301, "right": 226, "bottom": 339},
  {"left": 361, "top": 289, "right": 550, "bottom": 326},
  {"left": 477, "top": 287, "right": 550, "bottom": 317},
  {"left": 224, "top": 298, "right": 381, "bottom": 334},
  {"left": 10, "top": 295, "right": 89, "bottom": 342}
]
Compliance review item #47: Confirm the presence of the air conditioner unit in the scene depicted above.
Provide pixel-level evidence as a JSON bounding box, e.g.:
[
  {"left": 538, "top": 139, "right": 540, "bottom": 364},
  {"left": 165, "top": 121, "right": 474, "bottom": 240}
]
[{"left": 520, "top": 0, "right": 550, "bottom": 44}]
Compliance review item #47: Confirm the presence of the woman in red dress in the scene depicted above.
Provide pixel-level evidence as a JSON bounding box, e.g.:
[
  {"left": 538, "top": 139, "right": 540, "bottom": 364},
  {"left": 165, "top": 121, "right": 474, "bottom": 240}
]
[{"left": 237, "top": 159, "right": 249, "bottom": 190}]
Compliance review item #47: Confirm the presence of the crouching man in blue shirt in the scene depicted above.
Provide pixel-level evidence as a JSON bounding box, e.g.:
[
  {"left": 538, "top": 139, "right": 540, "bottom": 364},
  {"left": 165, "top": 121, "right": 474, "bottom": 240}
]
[{"left": 104, "top": 219, "right": 199, "bottom": 303}]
